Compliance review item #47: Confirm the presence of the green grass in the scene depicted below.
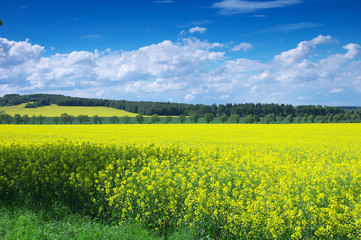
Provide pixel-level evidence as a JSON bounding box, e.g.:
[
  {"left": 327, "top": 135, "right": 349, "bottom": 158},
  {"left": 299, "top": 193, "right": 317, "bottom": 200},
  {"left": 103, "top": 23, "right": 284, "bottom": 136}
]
[
  {"left": 0, "top": 103, "right": 138, "bottom": 117},
  {"left": 0, "top": 201, "right": 195, "bottom": 240}
]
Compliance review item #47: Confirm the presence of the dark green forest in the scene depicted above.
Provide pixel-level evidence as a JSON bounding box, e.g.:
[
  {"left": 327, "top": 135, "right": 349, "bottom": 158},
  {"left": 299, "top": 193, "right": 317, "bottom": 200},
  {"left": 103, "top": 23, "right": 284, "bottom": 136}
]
[{"left": 2, "top": 93, "right": 356, "bottom": 118}]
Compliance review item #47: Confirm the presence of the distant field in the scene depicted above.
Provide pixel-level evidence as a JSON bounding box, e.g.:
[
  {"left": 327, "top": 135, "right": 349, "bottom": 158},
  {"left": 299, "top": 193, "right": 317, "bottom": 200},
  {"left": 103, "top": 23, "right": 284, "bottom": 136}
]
[{"left": 0, "top": 103, "right": 138, "bottom": 117}]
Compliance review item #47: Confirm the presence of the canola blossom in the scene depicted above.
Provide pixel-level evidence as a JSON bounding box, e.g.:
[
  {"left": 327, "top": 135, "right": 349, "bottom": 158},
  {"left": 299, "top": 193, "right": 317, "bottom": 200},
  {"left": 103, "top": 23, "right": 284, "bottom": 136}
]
[{"left": 0, "top": 124, "right": 361, "bottom": 239}]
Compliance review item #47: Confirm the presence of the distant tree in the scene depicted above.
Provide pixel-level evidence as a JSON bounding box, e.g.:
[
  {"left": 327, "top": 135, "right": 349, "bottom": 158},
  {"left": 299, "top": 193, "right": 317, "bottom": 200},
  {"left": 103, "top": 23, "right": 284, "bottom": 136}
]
[
  {"left": 0, "top": 112, "right": 12, "bottom": 124},
  {"left": 14, "top": 114, "right": 23, "bottom": 124},
  {"left": 355, "top": 108, "right": 361, "bottom": 120},
  {"left": 254, "top": 115, "right": 260, "bottom": 123},
  {"left": 165, "top": 116, "right": 173, "bottom": 124},
  {"left": 334, "top": 114, "right": 344, "bottom": 123},
  {"left": 309, "top": 115, "right": 316, "bottom": 123},
  {"left": 110, "top": 116, "right": 120, "bottom": 124},
  {"left": 230, "top": 114, "right": 240, "bottom": 123},
  {"left": 264, "top": 113, "right": 276, "bottom": 124},
  {"left": 68, "top": 115, "right": 75, "bottom": 124},
  {"left": 178, "top": 114, "right": 186, "bottom": 123},
  {"left": 344, "top": 112, "right": 352, "bottom": 122},
  {"left": 303, "top": 114, "right": 309, "bottom": 123},
  {"left": 328, "top": 114, "right": 334, "bottom": 122},
  {"left": 99, "top": 116, "right": 104, "bottom": 124},
  {"left": 136, "top": 114, "right": 144, "bottom": 124},
  {"left": 78, "top": 114, "right": 86, "bottom": 124},
  {"left": 5, "top": 114, "right": 13, "bottom": 124},
  {"left": 83, "top": 115, "right": 90, "bottom": 124},
  {"left": 78, "top": 114, "right": 90, "bottom": 124},
  {"left": 297, "top": 116, "right": 303, "bottom": 123},
  {"left": 22, "top": 114, "right": 29, "bottom": 124},
  {"left": 38, "top": 115, "right": 46, "bottom": 124},
  {"left": 204, "top": 113, "right": 214, "bottom": 123},
  {"left": 277, "top": 116, "right": 284, "bottom": 123},
  {"left": 61, "top": 113, "right": 70, "bottom": 124},
  {"left": 316, "top": 115, "right": 325, "bottom": 123},
  {"left": 0, "top": 112, "right": 6, "bottom": 124},
  {"left": 122, "top": 115, "right": 130, "bottom": 124},
  {"left": 150, "top": 114, "right": 160, "bottom": 124},
  {"left": 93, "top": 115, "right": 99, "bottom": 124},
  {"left": 53, "top": 117, "right": 60, "bottom": 124},
  {"left": 219, "top": 114, "right": 228, "bottom": 123},
  {"left": 244, "top": 114, "right": 254, "bottom": 124},
  {"left": 351, "top": 114, "right": 359, "bottom": 123},
  {"left": 93, "top": 115, "right": 104, "bottom": 124},
  {"left": 0, "top": 19, "right": 2, "bottom": 26},
  {"left": 189, "top": 113, "right": 199, "bottom": 123},
  {"left": 287, "top": 115, "right": 294, "bottom": 123},
  {"left": 30, "top": 115, "right": 37, "bottom": 124}
]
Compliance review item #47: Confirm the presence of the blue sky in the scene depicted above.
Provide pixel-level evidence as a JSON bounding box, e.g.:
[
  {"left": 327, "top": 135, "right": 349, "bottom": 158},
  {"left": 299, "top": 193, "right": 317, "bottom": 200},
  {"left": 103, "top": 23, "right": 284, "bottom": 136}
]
[{"left": 0, "top": 0, "right": 361, "bottom": 105}]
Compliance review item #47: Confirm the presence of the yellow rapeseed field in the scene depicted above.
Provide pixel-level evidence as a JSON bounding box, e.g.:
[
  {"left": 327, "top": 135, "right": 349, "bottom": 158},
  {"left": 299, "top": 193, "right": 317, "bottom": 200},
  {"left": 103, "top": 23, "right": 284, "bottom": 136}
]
[
  {"left": 1, "top": 124, "right": 360, "bottom": 239},
  {"left": 0, "top": 103, "right": 138, "bottom": 117}
]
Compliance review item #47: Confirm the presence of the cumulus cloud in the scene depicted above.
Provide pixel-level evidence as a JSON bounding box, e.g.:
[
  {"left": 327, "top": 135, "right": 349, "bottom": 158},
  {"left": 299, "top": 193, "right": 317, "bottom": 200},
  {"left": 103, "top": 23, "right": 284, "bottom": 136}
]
[
  {"left": 0, "top": 38, "right": 44, "bottom": 66},
  {"left": 95, "top": 38, "right": 224, "bottom": 82},
  {"left": 0, "top": 37, "right": 227, "bottom": 101},
  {"left": 274, "top": 35, "right": 333, "bottom": 66},
  {"left": 212, "top": 0, "right": 302, "bottom": 15},
  {"left": 189, "top": 26, "right": 207, "bottom": 34},
  {"left": 0, "top": 35, "right": 360, "bottom": 105}
]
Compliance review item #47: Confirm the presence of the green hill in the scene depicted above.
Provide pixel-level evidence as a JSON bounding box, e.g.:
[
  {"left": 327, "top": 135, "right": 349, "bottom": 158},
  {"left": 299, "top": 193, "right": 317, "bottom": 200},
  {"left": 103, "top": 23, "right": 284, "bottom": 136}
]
[
  {"left": 0, "top": 103, "right": 138, "bottom": 117},
  {"left": 0, "top": 93, "right": 352, "bottom": 118}
]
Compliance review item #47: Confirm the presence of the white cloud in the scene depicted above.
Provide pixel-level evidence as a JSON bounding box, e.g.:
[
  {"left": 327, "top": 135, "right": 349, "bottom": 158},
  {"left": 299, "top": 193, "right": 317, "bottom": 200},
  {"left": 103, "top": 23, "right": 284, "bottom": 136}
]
[
  {"left": 274, "top": 35, "right": 333, "bottom": 66},
  {"left": 212, "top": 0, "right": 302, "bottom": 15},
  {"left": 184, "top": 94, "right": 195, "bottom": 100},
  {"left": 343, "top": 43, "right": 361, "bottom": 59},
  {"left": 189, "top": 26, "right": 207, "bottom": 34},
  {"left": 0, "top": 38, "right": 44, "bottom": 66},
  {"left": 248, "top": 70, "right": 270, "bottom": 82},
  {"left": 232, "top": 42, "right": 253, "bottom": 52},
  {"left": 0, "top": 35, "right": 360, "bottom": 105},
  {"left": 95, "top": 38, "right": 224, "bottom": 82},
  {"left": 329, "top": 88, "right": 343, "bottom": 93}
]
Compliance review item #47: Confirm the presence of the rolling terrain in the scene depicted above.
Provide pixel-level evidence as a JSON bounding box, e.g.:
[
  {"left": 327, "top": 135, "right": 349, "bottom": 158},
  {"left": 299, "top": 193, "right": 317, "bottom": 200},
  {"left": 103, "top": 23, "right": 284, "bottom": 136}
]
[{"left": 0, "top": 103, "right": 138, "bottom": 117}]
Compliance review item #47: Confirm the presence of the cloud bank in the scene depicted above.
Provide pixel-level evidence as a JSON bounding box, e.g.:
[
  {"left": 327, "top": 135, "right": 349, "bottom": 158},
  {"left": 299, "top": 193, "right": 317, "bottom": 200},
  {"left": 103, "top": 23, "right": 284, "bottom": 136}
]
[{"left": 0, "top": 35, "right": 360, "bottom": 105}]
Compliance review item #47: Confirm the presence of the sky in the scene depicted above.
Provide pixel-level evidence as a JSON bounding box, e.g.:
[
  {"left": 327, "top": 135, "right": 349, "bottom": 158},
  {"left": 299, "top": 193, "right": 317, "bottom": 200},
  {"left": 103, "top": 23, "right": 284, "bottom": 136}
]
[{"left": 0, "top": 0, "right": 361, "bottom": 106}]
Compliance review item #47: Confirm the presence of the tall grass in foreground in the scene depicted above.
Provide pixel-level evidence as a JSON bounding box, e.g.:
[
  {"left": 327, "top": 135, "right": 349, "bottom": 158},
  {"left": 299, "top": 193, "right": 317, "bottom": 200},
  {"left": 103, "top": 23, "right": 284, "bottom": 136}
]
[{"left": 0, "top": 201, "right": 195, "bottom": 240}]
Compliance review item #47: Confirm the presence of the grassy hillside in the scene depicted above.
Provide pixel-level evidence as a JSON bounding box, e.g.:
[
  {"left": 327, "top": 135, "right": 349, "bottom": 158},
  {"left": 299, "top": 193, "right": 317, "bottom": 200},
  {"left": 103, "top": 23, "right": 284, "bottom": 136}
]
[{"left": 0, "top": 103, "right": 138, "bottom": 117}]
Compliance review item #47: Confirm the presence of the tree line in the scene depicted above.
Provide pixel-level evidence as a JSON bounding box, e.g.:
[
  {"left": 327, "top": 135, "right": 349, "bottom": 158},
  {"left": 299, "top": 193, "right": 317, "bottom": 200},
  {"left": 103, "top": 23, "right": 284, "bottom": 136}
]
[
  {"left": 0, "top": 112, "right": 46, "bottom": 124},
  {"left": 1, "top": 111, "right": 361, "bottom": 125},
  {"left": 0, "top": 93, "right": 358, "bottom": 118}
]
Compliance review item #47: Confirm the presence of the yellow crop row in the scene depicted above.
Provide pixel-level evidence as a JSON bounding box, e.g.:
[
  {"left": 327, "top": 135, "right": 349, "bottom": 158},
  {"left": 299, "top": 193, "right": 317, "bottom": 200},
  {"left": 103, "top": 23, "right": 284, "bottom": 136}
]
[{"left": 0, "top": 124, "right": 360, "bottom": 239}]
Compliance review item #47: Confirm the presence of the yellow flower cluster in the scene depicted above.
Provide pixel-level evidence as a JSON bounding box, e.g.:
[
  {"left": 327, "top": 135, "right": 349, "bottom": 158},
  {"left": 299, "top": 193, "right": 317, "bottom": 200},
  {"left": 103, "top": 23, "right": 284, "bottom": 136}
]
[{"left": 0, "top": 124, "right": 360, "bottom": 239}]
